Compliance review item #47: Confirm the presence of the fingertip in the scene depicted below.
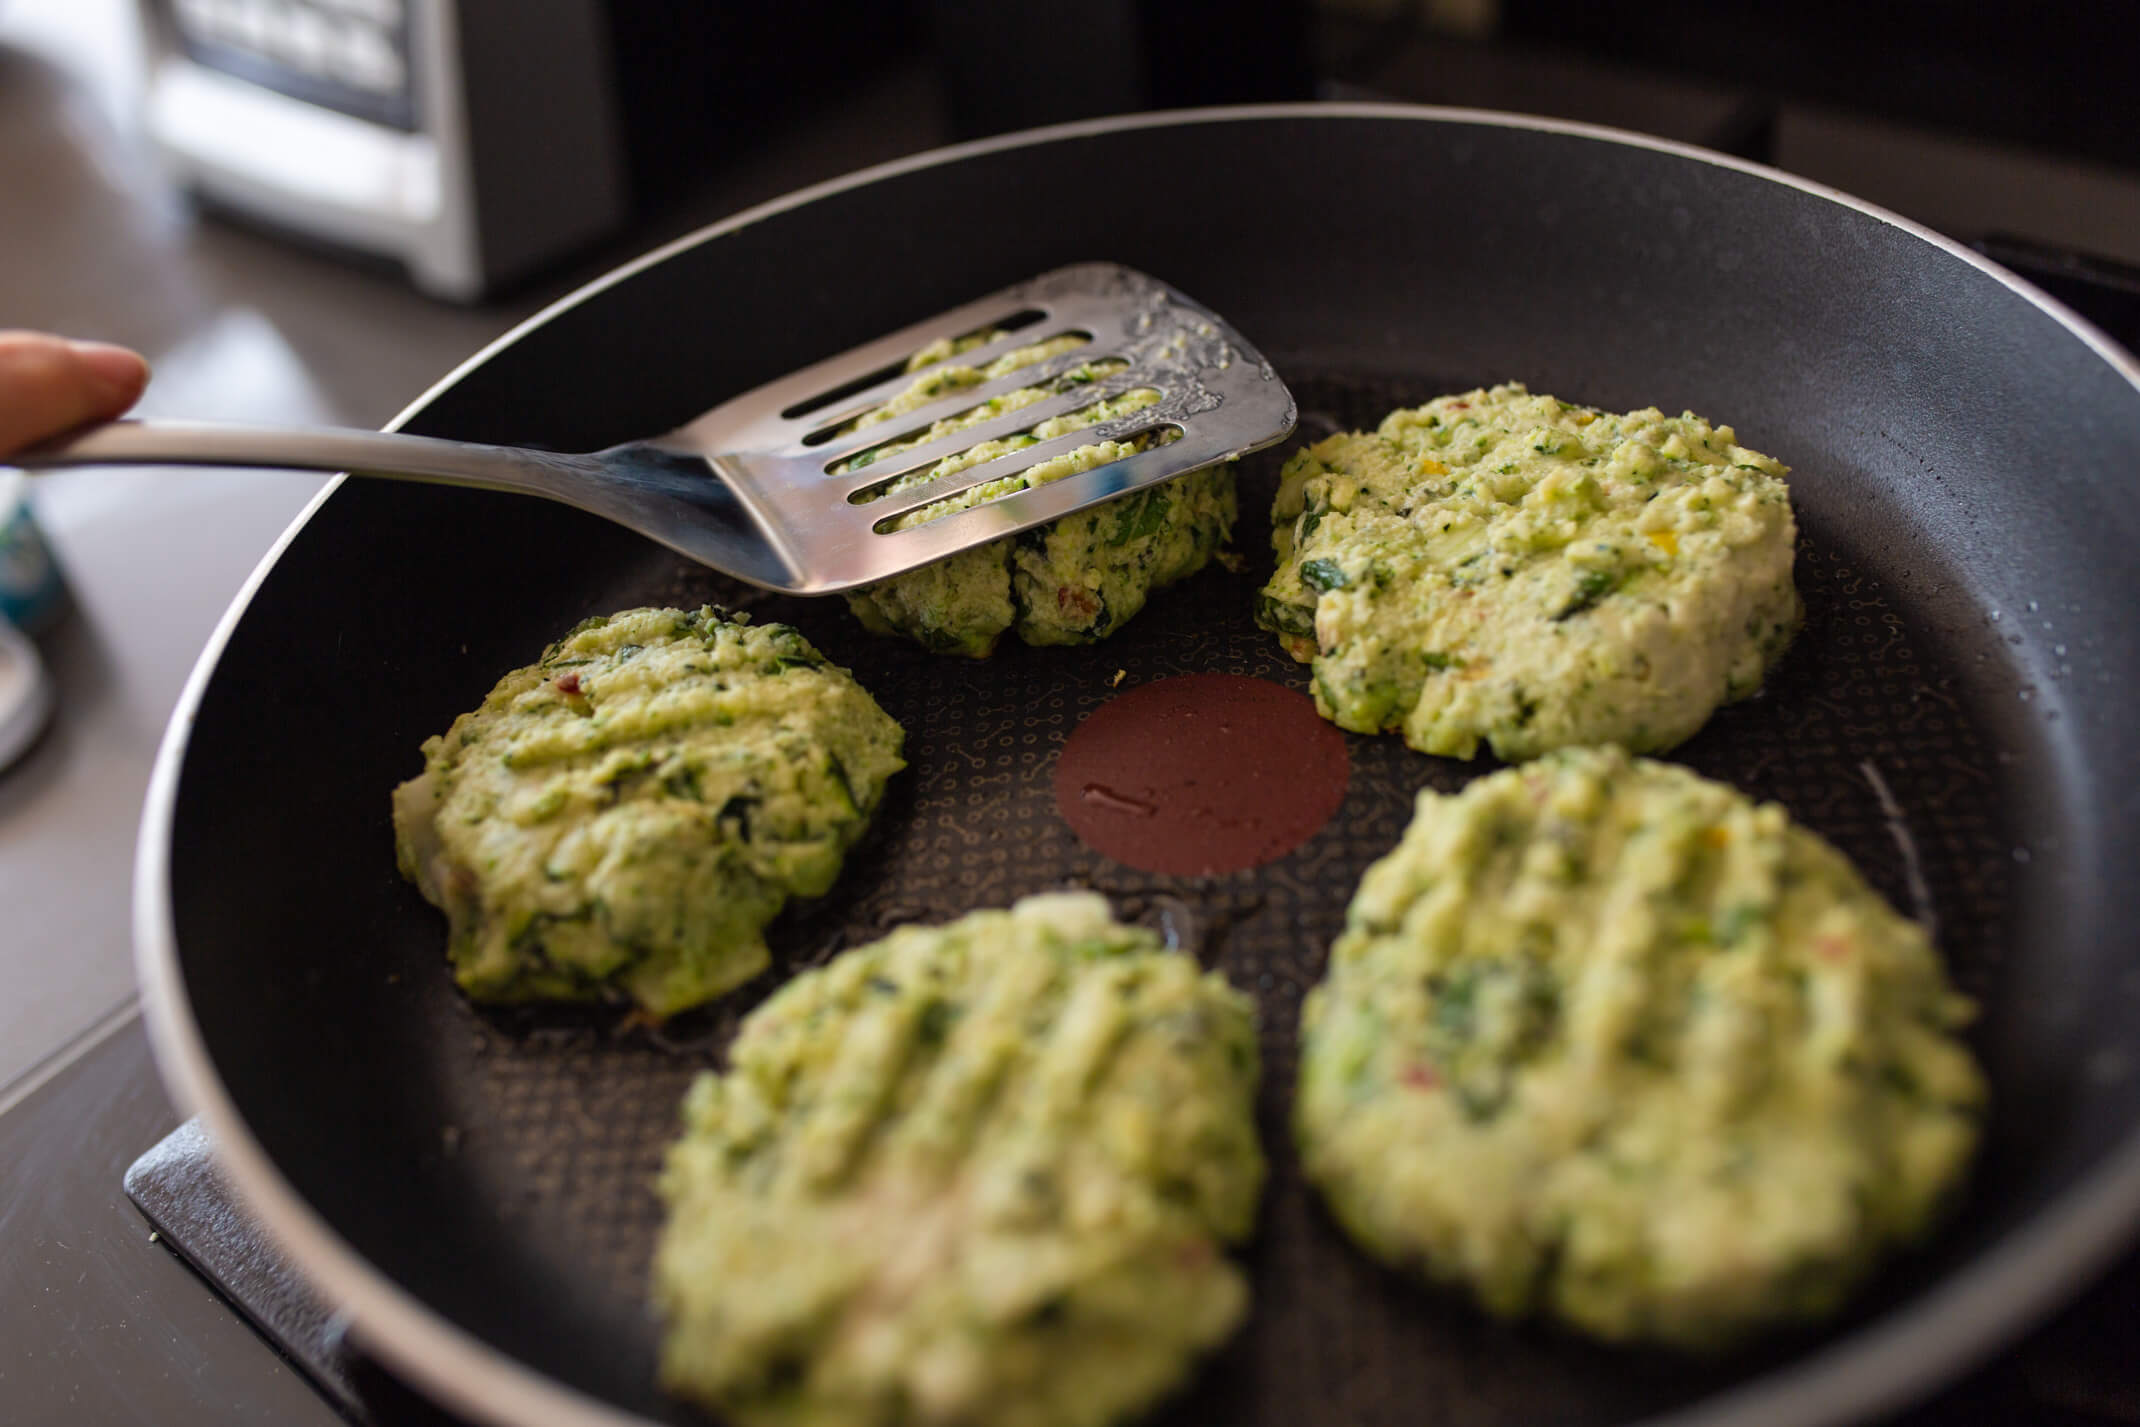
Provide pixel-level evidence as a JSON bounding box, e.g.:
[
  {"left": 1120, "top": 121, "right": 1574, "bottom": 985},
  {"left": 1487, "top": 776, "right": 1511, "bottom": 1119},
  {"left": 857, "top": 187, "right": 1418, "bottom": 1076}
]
[
  {"left": 0, "top": 332, "right": 150, "bottom": 456},
  {"left": 67, "top": 339, "right": 150, "bottom": 409}
]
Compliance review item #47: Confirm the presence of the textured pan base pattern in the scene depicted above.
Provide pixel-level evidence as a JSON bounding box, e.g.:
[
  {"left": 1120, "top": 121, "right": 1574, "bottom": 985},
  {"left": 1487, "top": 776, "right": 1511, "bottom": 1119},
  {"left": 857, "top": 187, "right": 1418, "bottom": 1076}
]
[{"left": 424, "top": 373, "right": 2010, "bottom": 1427}]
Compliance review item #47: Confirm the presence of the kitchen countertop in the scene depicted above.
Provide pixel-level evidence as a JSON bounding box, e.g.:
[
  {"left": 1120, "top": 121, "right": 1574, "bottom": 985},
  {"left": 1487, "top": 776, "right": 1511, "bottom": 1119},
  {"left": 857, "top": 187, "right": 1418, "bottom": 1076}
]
[{"left": 4, "top": 2, "right": 2137, "bottom": 1424}]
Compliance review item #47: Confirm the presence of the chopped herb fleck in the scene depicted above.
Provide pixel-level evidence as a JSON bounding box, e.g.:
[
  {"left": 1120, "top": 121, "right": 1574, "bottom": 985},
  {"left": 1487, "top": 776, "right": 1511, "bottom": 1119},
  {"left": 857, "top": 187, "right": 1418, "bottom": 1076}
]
[
  {"left": 1301, "top": 558, "right": 1349, "bottom": 592},
  {"left": 1552, "top": 570, "right": 1619, "bottom": 620}
]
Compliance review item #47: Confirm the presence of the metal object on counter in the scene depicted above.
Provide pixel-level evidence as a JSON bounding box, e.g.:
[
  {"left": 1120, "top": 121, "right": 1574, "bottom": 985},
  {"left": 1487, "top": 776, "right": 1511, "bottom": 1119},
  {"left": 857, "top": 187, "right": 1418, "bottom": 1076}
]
[{"left": 124, "top": 1119, "right": 362, "bottom": 1418}]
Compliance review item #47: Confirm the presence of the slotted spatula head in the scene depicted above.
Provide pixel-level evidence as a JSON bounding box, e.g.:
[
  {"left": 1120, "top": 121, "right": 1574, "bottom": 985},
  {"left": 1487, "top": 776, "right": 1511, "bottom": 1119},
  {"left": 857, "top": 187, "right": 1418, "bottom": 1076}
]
[{"left": 659, "top": 262, "right": 1297, "bottom": 594}]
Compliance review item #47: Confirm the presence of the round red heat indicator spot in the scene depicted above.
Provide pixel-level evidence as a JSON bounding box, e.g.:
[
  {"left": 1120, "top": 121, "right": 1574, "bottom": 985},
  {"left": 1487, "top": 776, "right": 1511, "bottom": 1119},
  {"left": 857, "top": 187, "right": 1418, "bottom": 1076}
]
[{"left": 1053, "top": 673, "right": 1350, "bottom": 877}]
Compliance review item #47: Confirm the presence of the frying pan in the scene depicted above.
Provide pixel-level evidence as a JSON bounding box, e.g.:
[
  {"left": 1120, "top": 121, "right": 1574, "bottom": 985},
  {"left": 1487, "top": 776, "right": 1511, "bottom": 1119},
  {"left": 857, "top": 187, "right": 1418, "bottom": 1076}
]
[{"left": 136, "top": 106, "right": 2140, "bottom": 1427}]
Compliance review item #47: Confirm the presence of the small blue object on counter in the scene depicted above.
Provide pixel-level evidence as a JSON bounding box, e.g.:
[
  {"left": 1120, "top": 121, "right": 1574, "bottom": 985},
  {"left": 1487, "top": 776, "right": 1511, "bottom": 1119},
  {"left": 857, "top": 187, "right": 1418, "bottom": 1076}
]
[
  {"left": 0, "top": 469, "right": 62, "bottom": 772},
  {"left": 0, "top": 468, "right": 68, "bottom": 636}
]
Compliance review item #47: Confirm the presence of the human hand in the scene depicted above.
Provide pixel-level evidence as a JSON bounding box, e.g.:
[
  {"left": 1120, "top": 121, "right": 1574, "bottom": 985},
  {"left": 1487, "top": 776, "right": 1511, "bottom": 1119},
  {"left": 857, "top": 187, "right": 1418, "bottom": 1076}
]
[{"left": 0, "top": 331, "right": 150, "bottom": 460}]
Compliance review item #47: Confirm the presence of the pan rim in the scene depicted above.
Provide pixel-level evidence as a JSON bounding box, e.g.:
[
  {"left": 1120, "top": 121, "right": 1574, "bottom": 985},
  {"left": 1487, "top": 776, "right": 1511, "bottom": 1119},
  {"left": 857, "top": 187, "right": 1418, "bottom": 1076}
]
[{"left": 133, "top": 100, "right": 2140, "bottom": 1427}]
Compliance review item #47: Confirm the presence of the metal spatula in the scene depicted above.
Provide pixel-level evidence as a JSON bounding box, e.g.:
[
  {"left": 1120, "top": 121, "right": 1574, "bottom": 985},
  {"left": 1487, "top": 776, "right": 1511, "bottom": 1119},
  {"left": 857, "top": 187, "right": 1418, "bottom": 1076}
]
[{"left": 20, "top": 264, "right": 1296, "bottom": 595}]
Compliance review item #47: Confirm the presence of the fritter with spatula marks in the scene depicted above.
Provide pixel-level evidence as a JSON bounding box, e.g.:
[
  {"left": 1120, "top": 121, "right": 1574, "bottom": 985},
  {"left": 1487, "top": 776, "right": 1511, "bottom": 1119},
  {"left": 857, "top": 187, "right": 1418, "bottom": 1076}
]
[{"left": 653, "top": 892, "right": 1265, "bottom": 1427}]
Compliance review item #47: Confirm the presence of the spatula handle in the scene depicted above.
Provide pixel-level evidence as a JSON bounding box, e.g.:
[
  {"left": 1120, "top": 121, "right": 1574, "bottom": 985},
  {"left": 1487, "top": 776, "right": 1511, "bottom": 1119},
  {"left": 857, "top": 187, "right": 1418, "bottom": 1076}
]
[{"left": 16, "top": 419, "right": 598, "bottom": 498}]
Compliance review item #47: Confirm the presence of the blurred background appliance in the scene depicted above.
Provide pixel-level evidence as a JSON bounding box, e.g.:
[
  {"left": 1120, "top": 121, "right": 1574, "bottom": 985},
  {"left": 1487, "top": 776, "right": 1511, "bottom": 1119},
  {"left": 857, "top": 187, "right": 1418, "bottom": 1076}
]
[
  {"left": 133, "top": 0, "right": 914, "bottom": 300},
  {"left": 129, "top": 0, "right": 1317, "bottom": 304},
  {"left": 138, "top": 0, "right": 625, "bottom": 300}
]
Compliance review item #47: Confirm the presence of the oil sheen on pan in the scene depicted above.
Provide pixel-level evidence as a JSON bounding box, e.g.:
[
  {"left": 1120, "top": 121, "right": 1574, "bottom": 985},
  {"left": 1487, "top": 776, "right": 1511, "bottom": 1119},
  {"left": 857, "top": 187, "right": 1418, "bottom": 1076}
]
[{"left": 1052, "top": 672, "right": 1350, "bottom": 877}]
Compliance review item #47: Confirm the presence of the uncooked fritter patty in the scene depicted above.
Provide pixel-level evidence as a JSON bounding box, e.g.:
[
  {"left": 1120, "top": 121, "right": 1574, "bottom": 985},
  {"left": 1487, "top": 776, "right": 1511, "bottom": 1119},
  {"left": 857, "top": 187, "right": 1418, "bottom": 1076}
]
[
  {"left": 1258, "top": 383, "right": 1800, "bottom": 760},
  {"left": 390, "top": 606, "right": 904, "bottom": 1016},
  {"left": 654, "top": 892, "right": 1265, "bottom": 1427},
  {"left": 1294, "top": 746, "right": 1984, "bottom": 1348},
  {"left": 840, "top": 332, "right": 1236, "bottom": 657}
]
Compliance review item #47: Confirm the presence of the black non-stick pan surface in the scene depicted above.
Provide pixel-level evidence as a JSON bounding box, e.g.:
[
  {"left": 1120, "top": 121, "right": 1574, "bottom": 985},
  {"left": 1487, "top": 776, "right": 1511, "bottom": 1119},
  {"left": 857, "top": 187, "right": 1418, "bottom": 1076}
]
[{"left": 139, "top": 108, "right": 2140, "bottom": 1427}]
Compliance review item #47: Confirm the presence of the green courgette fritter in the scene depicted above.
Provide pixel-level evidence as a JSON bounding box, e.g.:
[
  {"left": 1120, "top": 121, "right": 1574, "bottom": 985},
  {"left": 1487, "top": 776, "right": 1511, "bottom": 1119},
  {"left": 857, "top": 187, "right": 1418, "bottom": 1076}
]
[
  {"left": 391, "top": 607, "right": 904, "bottom": 1016},
  {"left": 1258, "top": 383, "right": 1801, "bottom": 760},
  {"left": 654, "top": 892, "right": 1265, "bottom": 1427},
  {"left": 1294, "top": 746, "right": 1984, "bottom": 1349},
  {"left": 840, "top": 332, "right": 1236, "bottom": 657}
]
